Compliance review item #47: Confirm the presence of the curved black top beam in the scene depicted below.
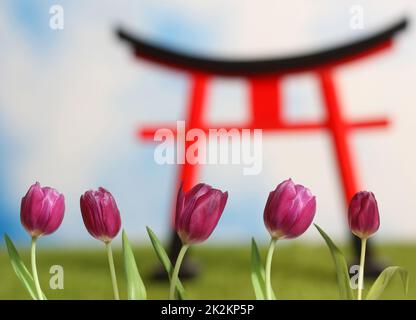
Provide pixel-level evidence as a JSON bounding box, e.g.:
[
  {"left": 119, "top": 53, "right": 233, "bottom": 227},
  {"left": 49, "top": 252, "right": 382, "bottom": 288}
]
[{"left": 117, "top": 18, "right": 408, "bottom": 75}]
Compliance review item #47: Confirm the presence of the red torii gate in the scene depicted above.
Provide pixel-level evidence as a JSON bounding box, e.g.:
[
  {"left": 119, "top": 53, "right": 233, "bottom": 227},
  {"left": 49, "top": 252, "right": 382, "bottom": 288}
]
[{"left": 117, "top": 18, "right": 407, "bottom": 272}]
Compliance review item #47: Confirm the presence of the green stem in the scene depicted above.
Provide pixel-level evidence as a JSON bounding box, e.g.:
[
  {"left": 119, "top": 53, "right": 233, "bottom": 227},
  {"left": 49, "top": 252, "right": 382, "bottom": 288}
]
[
  {"left": 105, "top": 241, "right": 120, "bottom": 300},
  {"left": 169, "top": 244, "right": 189, "bottom": 300},
  {"left": 265, "top": 238, "right": 277, "bottom": 300},
  {"left": 31, "top": 236, "right": 43, "bottom": 300},
  {"left": 357, "top": 238, "right": 367, "bottom": 300}
]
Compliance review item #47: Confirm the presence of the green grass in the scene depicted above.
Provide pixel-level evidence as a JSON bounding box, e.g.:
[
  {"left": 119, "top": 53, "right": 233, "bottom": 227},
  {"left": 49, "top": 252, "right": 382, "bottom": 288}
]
[{"left": 0, "top": 243, "right": 414, "bottom": 299}]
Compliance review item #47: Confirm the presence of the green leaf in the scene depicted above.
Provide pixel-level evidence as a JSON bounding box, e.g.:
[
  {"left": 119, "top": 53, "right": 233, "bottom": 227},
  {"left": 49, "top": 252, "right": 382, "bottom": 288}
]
[
  {"left": 251, "top": 238, "right": 266, "bottom": 300},
  {"left": 146, "top": 227, "right": 186, "bottom": 300},
  {"left": 314, "top": 224, "right": 354, "bottom": 300},
  {"left": 366, "top": 266, "right": 409, "bottom": 300},
  {"left": 4, "top": 234, "right": 46, "bottom": 300},
  {"left": 122, "top": 230, "right": 147, "bottom": 300},
  {"left": 250, "top": 238, "right": 276, "bottom": 300}
]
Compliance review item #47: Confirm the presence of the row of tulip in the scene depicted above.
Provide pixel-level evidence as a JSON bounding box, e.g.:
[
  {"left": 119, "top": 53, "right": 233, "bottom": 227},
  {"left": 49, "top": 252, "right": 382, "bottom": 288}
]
[{"left": 4, "top": 180, "right": 408, "bottom": 300}]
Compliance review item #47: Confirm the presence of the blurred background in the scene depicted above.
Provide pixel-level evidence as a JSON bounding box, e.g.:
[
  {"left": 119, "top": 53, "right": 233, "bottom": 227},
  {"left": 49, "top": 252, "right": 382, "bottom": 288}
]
[{"left": 0, "top": 0, "right": 416, "bottom": 299}]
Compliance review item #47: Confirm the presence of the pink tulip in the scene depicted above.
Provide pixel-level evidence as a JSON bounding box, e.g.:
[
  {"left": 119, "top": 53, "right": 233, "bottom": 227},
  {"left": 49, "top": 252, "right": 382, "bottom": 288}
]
[
  {"left": 80, "top": 187, "right": 121, "bottom": 242},
  {"left": 20, "top": 182, "right": 65, "bottom": 237},
  {"left": 348, "top": 191, "right": 380, "bottom": 239},
  {"left": 264, "top": 179, "right": 316, "bottom": 239},
  {"left": 175, "top": 183, "right": 228, "bottom": 244}
]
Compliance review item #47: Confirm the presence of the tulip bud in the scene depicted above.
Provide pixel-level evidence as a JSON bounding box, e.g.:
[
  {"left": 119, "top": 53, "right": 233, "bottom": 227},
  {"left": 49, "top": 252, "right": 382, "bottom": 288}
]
[
  {"left": 175, "top": 183, "right": 228, "bottom": 244},
  {"left": 264, "top": 179, "right": 316, "bottom": 239},
  {"left": 80, "top": 187, "right": 121, "bottom": 242},
  {"left": 348, "top": 191, "right": 380, "bottom": 239},
  {"left": 20, "top": 182, "right": 65, "bottom": 237}
]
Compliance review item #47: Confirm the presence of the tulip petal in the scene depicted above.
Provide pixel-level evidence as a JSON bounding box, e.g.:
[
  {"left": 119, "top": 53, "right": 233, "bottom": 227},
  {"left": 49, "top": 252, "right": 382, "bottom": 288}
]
[
  {"left": 174, "top": 183, "right": 227, "bottom": 244},
  {"left": 21, "top": 183, "right": 44, "bottom": 234},
  {"left": 264, "top": 180, "right": 299, "bottom": 235},
  {"left": 20, "top": 182, "right": 65, "bottom": 237},
  {"left": 263, "top": 179, "right": 316, "bottom": 239},
  {"left": 184, "top": 183, "right": 212, "bottom": 207},
  {"left": 101, "top": 192, "right": 121, "bottom": 239},
  {"left": 174, "top": 185, "right": 185, "bottom": 230},
  {"left": 43, "top": 194, "right": 65, "bottom": 235},
  {"left": 177, "top": 184, "right": 213, "bottom": 235},
  {"left": 80, "top": 188, "right": 121, "bottom": 241},
  {"left": 348, "top": 191, "right": 380, "bottom": 238},
  {"left": 187, "top": 190, "right": 227, "bottom": 243},
  {"left": 286, "top": 197, "right": 316, "bottom": 238}
]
